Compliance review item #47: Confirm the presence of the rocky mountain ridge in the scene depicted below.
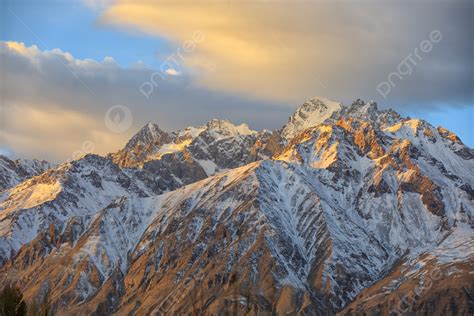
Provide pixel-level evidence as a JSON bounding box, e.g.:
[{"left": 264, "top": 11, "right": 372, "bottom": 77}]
[
  {"left": 110, "top": 118, "right": 284, "bottom": 176},
  {"left": 0, "top": 156, "right": 53, "bottom": 191}
]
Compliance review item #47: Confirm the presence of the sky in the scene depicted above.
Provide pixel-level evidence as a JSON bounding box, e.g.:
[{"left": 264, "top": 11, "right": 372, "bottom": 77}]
[{"left": 0, "top": 0, "right": 472, "bottom": 162}]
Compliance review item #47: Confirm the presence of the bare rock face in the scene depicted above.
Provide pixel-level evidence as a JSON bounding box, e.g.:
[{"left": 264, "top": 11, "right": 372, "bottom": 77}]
[{"left": 0, "top": 98, "right": 473, "bottom": 315}]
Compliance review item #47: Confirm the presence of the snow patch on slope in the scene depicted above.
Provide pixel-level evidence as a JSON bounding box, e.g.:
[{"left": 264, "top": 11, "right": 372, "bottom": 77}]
[
  {"left": 2, "top": 181, "right": 62, "bottom": 216},
  {"left": 205, "top": 119, "right": 256, "bottom": 140},
  {"left": 431, "top": 223, "right": 474, "bottom": 264}
]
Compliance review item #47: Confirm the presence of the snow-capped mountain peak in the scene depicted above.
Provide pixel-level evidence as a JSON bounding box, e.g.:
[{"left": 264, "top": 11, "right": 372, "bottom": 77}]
[
  {"left": 281, "top": 97, "right": 342, "bottom": 140},
  {"left": 111, "top": 122, "right": 173, "bottom": 167},
  {"left": 124, "top": 122, "right": 170, "bottom": 150},
  {"left": 204, "top": 119, "right": 256, "bottom": 140},
  {"left": 343, "top": 99, "right": 379, "bottom": 120},
  {"left": 109, "top": 117, "right": 278, "bottom": 180}
]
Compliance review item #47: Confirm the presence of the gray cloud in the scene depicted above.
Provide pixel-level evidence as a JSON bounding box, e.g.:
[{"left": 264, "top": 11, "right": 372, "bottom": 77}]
[
  {"left": 1, "top": 0, "right": 472, "bottom": 160},
  {"left": 100, "top": 0, "right": 473, "bottom": 108},
  {"left": 0, "top": 41, "right": 288, "bottom": 162}
]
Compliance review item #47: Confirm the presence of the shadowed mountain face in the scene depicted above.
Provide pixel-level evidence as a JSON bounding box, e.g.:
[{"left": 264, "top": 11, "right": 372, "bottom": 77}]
[
  {"left": 0, "top": 98, "right": 473, "bottom": 315},
  {"left": 0, "top": 156, "right": 52, "bottom": 191}
]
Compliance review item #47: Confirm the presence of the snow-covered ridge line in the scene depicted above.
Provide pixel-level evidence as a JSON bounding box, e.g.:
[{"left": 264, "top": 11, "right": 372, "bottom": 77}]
[{"left": 0, "top": 155, "right": 53, "bottom": 192}]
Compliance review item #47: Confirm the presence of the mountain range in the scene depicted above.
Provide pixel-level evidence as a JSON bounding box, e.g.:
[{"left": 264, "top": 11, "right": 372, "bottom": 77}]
[{"left": 0, "top": 97, "right": 472, "bottom": 315}]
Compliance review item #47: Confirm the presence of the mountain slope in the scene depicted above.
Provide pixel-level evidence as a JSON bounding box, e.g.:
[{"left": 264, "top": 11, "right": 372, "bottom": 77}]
[
  {"left": 0, "top": 155, "right": 52, "bottom": 191},
  {"left": 340, "top": 224, "right": 474, "bottom": 315},
  {"left": 0, "top": 153, "right": 207, "bottom": 265}
]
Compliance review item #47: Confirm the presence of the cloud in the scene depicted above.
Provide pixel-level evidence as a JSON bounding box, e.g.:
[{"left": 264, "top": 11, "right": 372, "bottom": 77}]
[
  {"left": 82, "top": 0, "right": 114, "bottom": 11},
  {"left": 0, "top": 41, "right": 288, "bottom": 162},
  {"left": 164, "top": 68, "right": 180, "bottom": 76},
  {"left": 2, "top": 0, "right": 473, "bottom": 161},
  {"left": 1, "top": 104, "right": 125, "bottom": 162},
  {"left": 99, "top": 0, "right": 473, "bottom": 106}
]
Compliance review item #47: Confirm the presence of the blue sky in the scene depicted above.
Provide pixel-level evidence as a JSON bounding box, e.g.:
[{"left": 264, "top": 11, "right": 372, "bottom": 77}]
[
  {"left": 1, "top": 0, "right": 171, "bottom": 68},
  {"left": 0, "top": 0, "right": 472, "bottom": 161}
]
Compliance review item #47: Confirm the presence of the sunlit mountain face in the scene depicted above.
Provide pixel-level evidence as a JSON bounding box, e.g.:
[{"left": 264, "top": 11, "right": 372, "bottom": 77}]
[{"left": 0, "top": 1, "right": 472, "bottom": 315}]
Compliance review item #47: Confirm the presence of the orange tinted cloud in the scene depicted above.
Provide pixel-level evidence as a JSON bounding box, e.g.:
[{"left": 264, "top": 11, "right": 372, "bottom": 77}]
[
  {"left": 1, "top": 103, "right": 128, "bottom": 162},
  {"left": 100, "top": 0, "right": 472, "bottom": 105}
]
